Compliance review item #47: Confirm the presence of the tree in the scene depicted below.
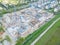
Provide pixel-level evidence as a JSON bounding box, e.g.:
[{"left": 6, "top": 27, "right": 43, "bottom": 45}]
[
  {"left": 16, "top": 37, "right": 25, "bottom": 45},
  {"left": 5, "top": 35, "right": 12, "bottom": 42}
]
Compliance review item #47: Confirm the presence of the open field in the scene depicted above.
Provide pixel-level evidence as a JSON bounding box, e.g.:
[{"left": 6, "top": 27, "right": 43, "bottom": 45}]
[
  {"left": 35, "top": 16, "right": 60, "bottom": 45},
  {"left": 21, "top": 14, "right": 60, "bottom": 45}
]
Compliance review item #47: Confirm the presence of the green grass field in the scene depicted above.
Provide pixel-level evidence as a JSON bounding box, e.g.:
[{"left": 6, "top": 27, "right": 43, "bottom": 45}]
[
  {"left": 35, "top": 17, "right": 60, "bottom": 45},
  {"left": 21, "top": 14, "right": 60, "bottom": 45}
]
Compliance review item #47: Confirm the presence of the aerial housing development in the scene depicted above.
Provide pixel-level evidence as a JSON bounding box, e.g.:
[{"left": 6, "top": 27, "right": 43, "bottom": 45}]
[{"left": 0, "top": 0, "right": 60, "bottom": 45}]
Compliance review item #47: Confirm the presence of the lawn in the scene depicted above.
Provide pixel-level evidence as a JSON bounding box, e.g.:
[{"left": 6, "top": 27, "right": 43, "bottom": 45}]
[
  {"left": 35, "top": 17, "right": 60, "bottom": 45},
  {"left": 21, "top": 14, "right": 60, "bottom": 45}
]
